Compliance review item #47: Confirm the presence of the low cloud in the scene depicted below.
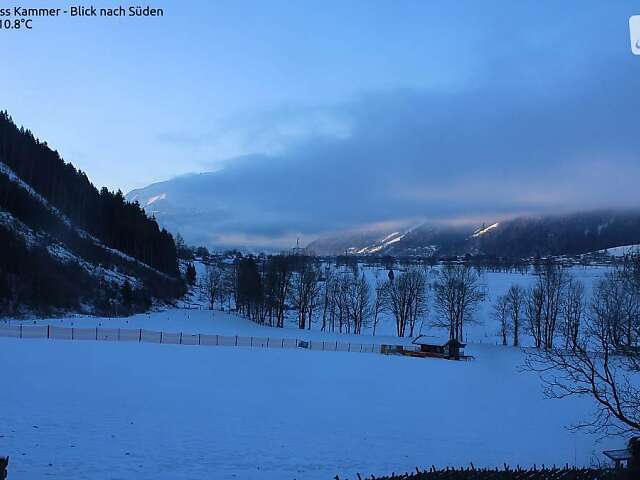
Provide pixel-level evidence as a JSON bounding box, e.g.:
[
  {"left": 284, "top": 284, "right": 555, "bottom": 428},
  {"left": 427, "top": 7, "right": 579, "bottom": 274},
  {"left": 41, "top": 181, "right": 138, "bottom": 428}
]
[{"left": 136, "top": 53, "right": 640, "bottom": 249}]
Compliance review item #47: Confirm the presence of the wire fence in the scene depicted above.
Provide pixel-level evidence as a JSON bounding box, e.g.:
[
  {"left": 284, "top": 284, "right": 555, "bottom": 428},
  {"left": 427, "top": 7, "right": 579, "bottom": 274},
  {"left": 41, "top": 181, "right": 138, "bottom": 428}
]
[{"left": 0, "top": 324, "right": 387, "bottom": 354}]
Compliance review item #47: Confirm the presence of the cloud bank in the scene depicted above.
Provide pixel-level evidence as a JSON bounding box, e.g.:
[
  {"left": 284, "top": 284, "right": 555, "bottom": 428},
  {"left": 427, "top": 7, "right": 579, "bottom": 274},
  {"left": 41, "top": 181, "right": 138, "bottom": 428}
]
[{"left": 130, "top": 48, "right": 640, "bottom": 249}]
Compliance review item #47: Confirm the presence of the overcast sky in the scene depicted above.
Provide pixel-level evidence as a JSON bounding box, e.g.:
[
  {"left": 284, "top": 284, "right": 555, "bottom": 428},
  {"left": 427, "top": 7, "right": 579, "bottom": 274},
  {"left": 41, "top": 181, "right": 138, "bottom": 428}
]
[{"left": 2, "top": 1, "right": 640, "bottom": 247}]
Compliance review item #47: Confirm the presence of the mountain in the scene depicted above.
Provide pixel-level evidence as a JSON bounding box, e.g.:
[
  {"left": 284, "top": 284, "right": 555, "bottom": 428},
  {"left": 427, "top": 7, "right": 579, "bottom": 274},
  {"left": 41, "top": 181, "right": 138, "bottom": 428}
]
[
  {"left": 474, "top": 210, "right": 640, "bottom": 258},
  {"left": 309, "top": 223, "right": 475, "bottom": 257},
  {"left": 0, "top": 111, "right": 184, "bottom": 315},
  {"left": 126, "top": 173, "right": 215, "bottom": 249},
  {"left": 308, "top": 210, "right": 640, "bottom": 258}
]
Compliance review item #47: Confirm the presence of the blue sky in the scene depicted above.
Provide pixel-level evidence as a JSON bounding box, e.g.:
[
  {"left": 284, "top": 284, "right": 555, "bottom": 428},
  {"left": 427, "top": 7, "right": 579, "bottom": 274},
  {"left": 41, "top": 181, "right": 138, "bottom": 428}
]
[{"left": 2, "top": 1, "right": 640, "bottom": 247}]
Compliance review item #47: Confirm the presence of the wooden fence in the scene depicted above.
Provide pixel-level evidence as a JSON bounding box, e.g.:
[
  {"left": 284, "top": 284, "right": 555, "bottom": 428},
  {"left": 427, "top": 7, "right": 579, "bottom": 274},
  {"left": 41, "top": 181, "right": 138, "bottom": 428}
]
[{"left": 0, "top": 324, "right": 386, "bottom": 354}]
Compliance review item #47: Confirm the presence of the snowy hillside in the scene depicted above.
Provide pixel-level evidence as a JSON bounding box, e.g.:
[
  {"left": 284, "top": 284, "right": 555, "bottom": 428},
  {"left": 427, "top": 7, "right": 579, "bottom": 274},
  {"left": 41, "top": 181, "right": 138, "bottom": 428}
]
[{"left": 597, "top": 243, "right": 640, "bottom": 257}]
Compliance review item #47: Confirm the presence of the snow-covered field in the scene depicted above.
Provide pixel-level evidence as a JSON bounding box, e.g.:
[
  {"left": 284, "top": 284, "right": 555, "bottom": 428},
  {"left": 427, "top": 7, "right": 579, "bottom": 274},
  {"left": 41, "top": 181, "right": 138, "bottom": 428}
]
[
  {"left": 0, "top": 336, "right": 616, "bottom": 480},
  {"left": 0, "top": 265, "right": 620, "bottom": 479}
]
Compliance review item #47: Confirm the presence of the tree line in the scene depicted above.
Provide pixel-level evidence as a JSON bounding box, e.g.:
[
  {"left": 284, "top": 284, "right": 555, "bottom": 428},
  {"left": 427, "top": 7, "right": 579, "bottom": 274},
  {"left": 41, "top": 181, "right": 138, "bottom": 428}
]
[{"left": 196, "top": 254, "right": 487, "bottom": 341}]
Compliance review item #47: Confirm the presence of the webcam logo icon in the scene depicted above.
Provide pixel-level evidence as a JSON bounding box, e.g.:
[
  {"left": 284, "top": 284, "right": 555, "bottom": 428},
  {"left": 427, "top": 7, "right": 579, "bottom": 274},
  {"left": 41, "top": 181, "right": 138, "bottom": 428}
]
[{"left": 631, "top": 16, "right": 640, "bottom": 55}]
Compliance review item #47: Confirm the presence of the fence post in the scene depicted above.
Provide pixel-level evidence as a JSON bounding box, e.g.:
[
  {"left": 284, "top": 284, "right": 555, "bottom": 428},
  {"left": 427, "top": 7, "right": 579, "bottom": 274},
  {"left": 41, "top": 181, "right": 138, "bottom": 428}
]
[
  {"left": 139, "top": 329, "right": 142, "bottom": 342},
  {"left": 198, "top": 334, "right": 201, "bottom": 345},
  {"left": 216, "top": 335, "right": 219, "bottom": 346},
  {"left": 281, "top": 338, "right": 284, "bottom": 348},
  {"left": 348, "top": 343, "right": 350, "bottom": 352},
  {"left": 47, "top": 325, "right": 50, "bottom": 339},
  {"left": 235, "top": 335, "right": 238, "bottom": 347},
  {"left": 19, "top": 324, "right": 22, "bottom": 339},
  {"left": 179, "top": 332, "right": 183, "bottom": 344},
  {"left": 250, "top": 336, "right": 253, "bottom": 347},
  {"left": 71, "top": 327, "right": 74, "bottom": 340},
  {"left": 160, "top": 331, "right": 163, "bottom": 344},
  {"left": 266, "top": 338, "right": 269, "bottom": 348},
  {"left": 95, "top": 327, "right": 98, "bottom": 340}
]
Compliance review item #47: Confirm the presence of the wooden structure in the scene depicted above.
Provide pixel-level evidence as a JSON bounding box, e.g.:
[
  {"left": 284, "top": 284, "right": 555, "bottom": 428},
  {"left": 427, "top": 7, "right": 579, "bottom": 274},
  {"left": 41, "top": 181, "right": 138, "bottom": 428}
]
[
  {"left": 603, "top": 448, "right": 631, "bottom": 470},
  {"left": 405, "top": 335, "right": 467, "bottom": 360},
  {"left": 604, "top": 436, "right": 640, "bottom": 472}
]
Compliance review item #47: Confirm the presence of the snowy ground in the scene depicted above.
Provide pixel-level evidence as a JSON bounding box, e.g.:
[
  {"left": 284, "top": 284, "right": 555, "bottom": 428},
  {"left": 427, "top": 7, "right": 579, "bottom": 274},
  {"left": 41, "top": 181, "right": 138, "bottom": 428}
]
[
  {"left": 0, "top": 265, "right": 621, "bottom": 479},
  {"left": 0, "top": 337, "right": 617, "bottom": 480},
  {"left": 3, "top": 308, "right": 415, "bottom": 347}
]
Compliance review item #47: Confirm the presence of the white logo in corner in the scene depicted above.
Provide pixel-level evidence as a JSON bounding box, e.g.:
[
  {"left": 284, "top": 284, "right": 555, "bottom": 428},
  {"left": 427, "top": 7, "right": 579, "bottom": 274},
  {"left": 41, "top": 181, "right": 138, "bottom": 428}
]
[{"left": 630, "top": 16, "right": 640, "bottom": 55}]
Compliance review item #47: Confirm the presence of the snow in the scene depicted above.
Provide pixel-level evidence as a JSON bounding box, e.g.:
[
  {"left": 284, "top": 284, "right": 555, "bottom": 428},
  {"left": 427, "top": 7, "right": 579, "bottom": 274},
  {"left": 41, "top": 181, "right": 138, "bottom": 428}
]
[
  {"left": 10, "top": 309, "right": 414, "bottom": 347},
  {"left": 0, "top": 337, "right": 616, "bottom": 480},
  {"left": 0, "top": 161, "right": 74, "bottom": 229},
  {"left": 598, "top": 244, "right": 640, "bottom": 257},
  {"left": 471, "top": 222, "right": 499, "bottom": 238},
  {"left": 146, "top": 193, "right": 167, "bottom": 206},
  {"left": 380, "top": 232, "right": 402, "bottom": 244},
  {"left": 0, "top": 209, "right": 139, "bottom": 288},
  {"left": 354, "top": 232, "right": 406, "bottom": 254},
  {"left": 0, "top": 265, "right": 623, "bottom": 478}
]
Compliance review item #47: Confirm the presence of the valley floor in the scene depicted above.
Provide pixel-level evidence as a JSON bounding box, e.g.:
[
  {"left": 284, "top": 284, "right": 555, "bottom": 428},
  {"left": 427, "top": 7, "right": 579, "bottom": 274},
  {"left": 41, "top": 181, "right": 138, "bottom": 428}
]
[{"left": 0, "top": 308, "right": 618, "bottom": 480}]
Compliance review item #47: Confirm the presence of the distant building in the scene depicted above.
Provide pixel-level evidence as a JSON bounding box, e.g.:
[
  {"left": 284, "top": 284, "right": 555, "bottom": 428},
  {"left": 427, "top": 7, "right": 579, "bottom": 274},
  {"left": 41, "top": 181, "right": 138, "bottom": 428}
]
[
  {"left": 411, "top": 335, "right": 466, "bottom": 360},
  {"left": 290, "top": 237, "right": 308, "bottom": 256}
]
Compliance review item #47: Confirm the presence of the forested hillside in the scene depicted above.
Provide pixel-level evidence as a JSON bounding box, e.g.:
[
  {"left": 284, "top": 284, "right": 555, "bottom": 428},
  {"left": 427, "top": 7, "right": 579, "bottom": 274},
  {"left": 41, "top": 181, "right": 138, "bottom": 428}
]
[
  {"left": 0, "top": 111, "right": 184, "bottom": 315},
  {"left": 309, "top": 211, "right": 640, "bottom": 259},
  {"left": 0, "top": 111, "right": 178, "bottom": 276}
]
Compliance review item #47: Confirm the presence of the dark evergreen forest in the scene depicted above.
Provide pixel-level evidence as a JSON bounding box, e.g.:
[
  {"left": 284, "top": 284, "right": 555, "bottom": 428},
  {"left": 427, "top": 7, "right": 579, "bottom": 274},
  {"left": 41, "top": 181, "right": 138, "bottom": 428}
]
[
  {"left": 0, "top": 110, "right": 178, "bottom": 276},
  {"left": 0, "top": 111, "right": 184, "bottom": 314}
]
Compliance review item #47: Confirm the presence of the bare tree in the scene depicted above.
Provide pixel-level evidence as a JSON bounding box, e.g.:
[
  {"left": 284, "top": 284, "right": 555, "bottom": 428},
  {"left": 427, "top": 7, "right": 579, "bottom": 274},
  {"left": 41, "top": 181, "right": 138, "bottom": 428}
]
[
  {"left": 202, "top": 263, "right": 224, "bottom": 310},
  {"left": 506, "top": 284, "right": 525, "bottom": 346},
  {"left": 371, "top": 279, "right": 386, "bottom": 336},
  {"left": 591, "top": 268, "right": 640, "bottom": 350},
  {"left": 220, "top": 265, "right": 234, "bottom": 311},
  {"left": 525, "top": 308, "right": 640, "bottom": 436},
  {"left": 525, "top": 257, "right": 640, "bottom": 437},
  {"left": 493, "top": 294, "right": 510, "bottom": 346},
  {"left": 526, "top": 283, "right": 544, "bottom": 348},
  {"left": 432, "top": 264, "right": 486, "bottom": 341},
  {"left": 526, "top": 264, "right": 567, "bottom": 349},
  {"left": 560, "top": 278, "right": 585, "bottom": 350},
  {"left": 263, "top": 255, "right": 292, "bottom": 328},
  {"left": 335, "top": 271, "right": 355, "bottom": 333},
  {"left": 385, "top": 268, "right": 427, "bottom": 337},
  {"left": 289, "top": 256, "right": 320, "bottom": 330},
  {"left": 320, "top": 267, "right": 335, "bottom": 332},
  {"left": 406, "top": 268, "right": 428, "bottom": 337},
  {"left": 349, "top": 273, "right": 371, "bottom": 335}
]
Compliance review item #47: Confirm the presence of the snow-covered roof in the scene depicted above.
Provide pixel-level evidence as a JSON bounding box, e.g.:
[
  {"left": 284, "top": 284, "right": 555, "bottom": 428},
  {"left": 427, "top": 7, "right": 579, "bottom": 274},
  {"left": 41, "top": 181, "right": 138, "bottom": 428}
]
[{"left": 412, "top": 334, "right": 464, "bottom": 346}]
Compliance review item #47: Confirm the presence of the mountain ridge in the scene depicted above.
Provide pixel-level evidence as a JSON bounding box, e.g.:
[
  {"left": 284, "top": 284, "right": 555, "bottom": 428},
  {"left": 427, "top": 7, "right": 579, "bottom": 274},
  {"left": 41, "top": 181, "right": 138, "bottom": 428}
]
[{"left": 308, "top": 209, "right": 640, "bottom": 258}]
